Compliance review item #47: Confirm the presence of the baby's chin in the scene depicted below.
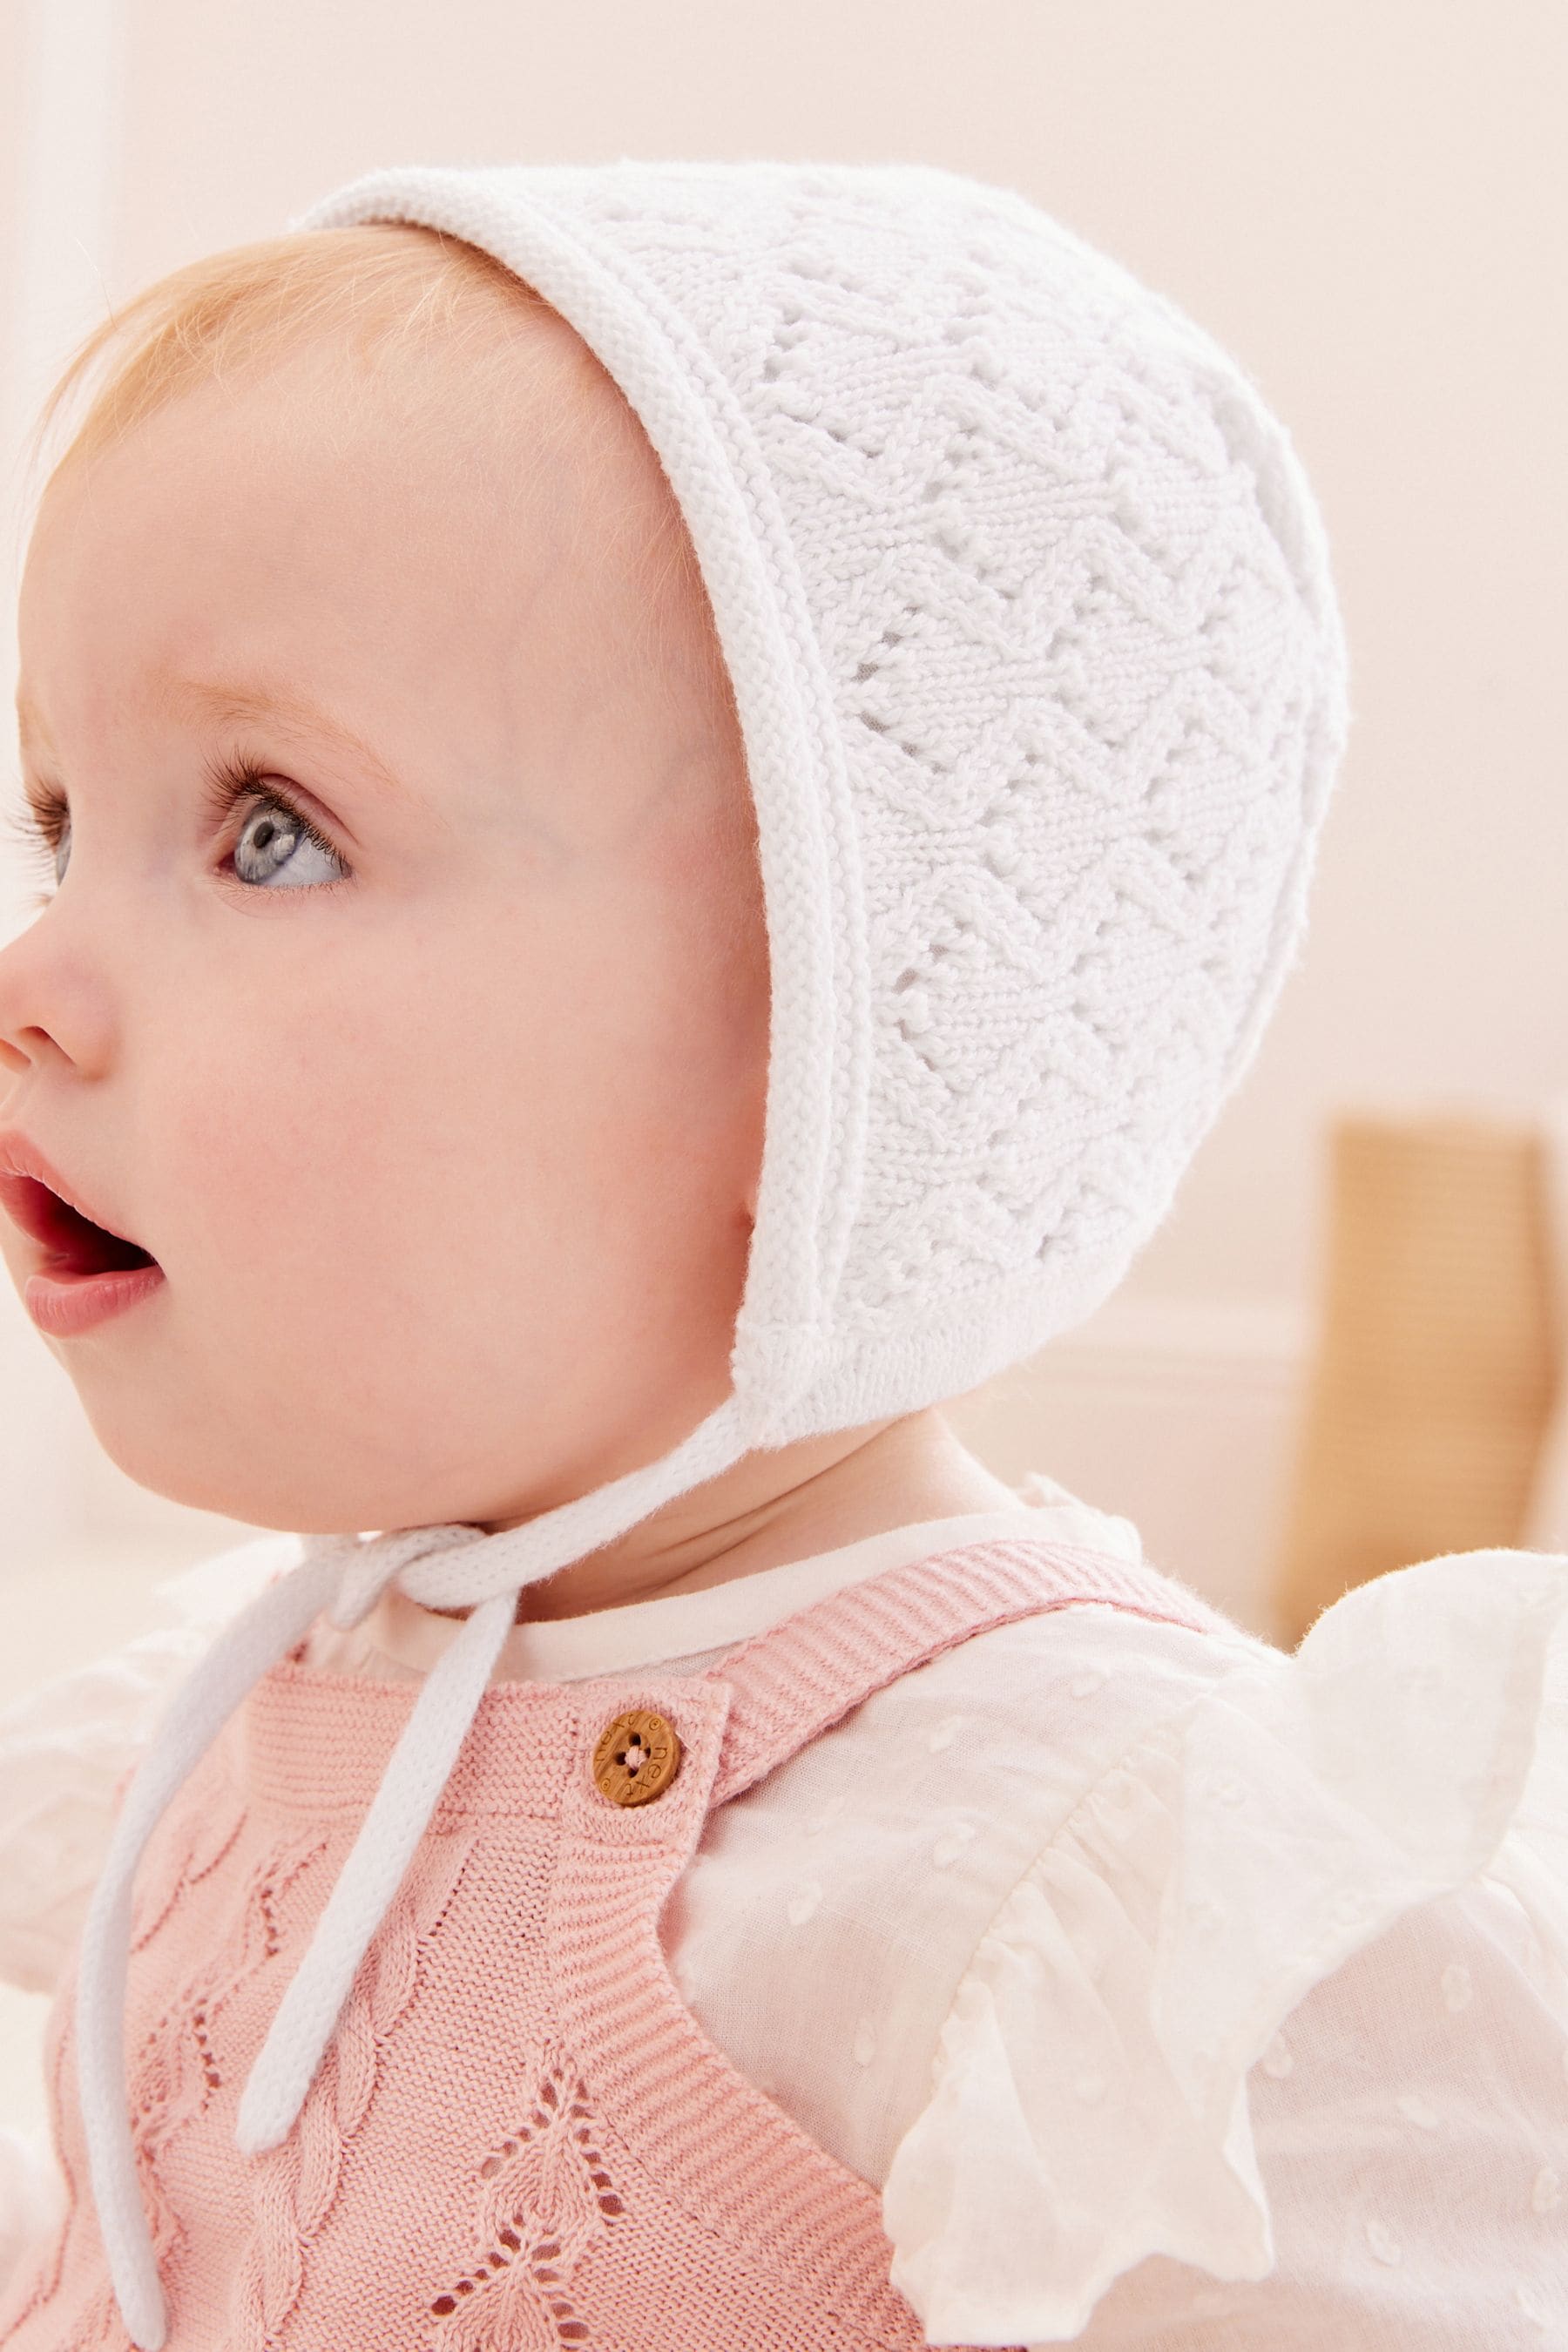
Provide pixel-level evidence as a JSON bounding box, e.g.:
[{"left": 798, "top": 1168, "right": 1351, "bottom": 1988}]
[{"left": 63, "top": 1375, "right": 509, "bottom": 1541}]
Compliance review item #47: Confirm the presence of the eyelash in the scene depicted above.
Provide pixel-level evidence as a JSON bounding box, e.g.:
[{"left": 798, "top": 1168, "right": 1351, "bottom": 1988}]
[{"left": 1, "top": 753, "right": 351, "bottom": 907}]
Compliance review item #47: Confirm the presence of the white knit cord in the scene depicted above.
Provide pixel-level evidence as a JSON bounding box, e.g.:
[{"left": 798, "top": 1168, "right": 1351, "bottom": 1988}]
[
  {"left": 234, "top": 1577, "right": 519, "bottom": 2153},
  {"left": 83, "top": 1389, "right": 754, "bottom": 2348},
  {"left": 74, "top": 1551, "right": 346, "bottom": 2352}
]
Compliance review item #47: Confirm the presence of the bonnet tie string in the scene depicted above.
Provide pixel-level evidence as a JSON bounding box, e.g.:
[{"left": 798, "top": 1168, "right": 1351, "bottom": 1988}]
[
  {"left": 73, "top": 1522, "right": 493, "bottom": 2352},
  {"left": 233, "top": 1565, "right": 520, "bottom": 2153},
  {"left": 74, "top": 1387, "right": 752, "bottom": 2352},
  {"left": 74, "top": 1541, "right": 347, "bottom": 2352}
]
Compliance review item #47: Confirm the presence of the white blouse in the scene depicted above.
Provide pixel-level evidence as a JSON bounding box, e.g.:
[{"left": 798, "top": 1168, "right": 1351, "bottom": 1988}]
[{"left": 2, "top": 1475, "right": 1566, "bottom": 2345}]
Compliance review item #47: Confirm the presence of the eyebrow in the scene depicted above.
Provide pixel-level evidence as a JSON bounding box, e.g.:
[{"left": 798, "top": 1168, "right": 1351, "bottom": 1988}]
[
  {"left": 153, "top": 675, "right": 411, "bottom": 800},
  {"left": 16, "top": 676, "right": 410, "bottom": 803}
]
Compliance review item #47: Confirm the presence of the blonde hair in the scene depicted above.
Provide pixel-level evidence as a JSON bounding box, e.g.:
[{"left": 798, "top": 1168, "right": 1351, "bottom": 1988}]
[
  {"left": 24, "top": 218, "right": 727, "bottom": 696},
  {"left": 28, "top": 223, "right": 584, "bottom": 484}
]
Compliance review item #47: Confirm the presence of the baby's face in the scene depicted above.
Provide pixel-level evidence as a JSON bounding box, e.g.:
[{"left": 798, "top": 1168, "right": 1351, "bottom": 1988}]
[{"left": 0, "top": 317, "right": 770, "bottom": 1532}]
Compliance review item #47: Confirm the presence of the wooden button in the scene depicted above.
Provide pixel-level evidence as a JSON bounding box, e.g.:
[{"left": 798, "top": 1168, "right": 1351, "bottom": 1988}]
[{"left": 591, "top": 1707, "right": 682, "bottom": 1808}]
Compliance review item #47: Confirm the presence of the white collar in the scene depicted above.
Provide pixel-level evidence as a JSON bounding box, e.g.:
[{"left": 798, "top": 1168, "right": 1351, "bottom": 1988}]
[{"left": 338, "top": 1485, "right": 1139, "bottom": 1683}]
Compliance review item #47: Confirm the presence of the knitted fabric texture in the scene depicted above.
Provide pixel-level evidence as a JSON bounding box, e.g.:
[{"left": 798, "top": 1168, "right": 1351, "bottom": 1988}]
[
  {"left": 291, "top": 158, "right": 1352, "bottom": 1453},
  {"left": 1, "top": 1535, "right": 1237, "bottom": 2350}
]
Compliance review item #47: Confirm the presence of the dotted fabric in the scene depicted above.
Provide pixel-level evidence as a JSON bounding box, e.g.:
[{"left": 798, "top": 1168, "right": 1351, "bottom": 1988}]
[{"left": 290, "top": 158, "right": 1351, "bottom": 1453}]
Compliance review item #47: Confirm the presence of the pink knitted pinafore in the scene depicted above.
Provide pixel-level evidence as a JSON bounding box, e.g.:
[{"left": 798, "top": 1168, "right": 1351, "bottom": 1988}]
[{"left": 0, "top": 1535, "right": 1233, "bottom": 2349}]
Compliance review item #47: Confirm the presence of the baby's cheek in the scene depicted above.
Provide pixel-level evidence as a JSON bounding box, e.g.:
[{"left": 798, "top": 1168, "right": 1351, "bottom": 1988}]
[{"left": 151, "top": 990, "right": 377, "bottom": 1276}]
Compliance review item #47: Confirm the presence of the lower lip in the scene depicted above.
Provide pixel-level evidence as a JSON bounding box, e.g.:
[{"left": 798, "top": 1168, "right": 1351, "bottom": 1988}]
[{"left": 24, "top": 1260, "right": 166, "bottom": 1337}]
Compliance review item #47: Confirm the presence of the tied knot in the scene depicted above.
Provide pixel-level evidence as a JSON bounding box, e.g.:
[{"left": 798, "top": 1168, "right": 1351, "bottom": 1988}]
[{"left": 304, "top": 1523, "right": 488, "bottom": 1632}]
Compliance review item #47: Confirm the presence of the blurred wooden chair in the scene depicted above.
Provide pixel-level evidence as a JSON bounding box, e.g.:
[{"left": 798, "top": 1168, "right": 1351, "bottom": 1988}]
[{"left": 1271, "top": 1105, "right": 1568, "bottom": 1652}]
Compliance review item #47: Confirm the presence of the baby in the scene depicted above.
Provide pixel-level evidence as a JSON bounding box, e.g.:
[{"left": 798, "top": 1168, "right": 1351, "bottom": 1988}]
[{"left": 0, "top": 160, "right": 1564, "bottom": 2349}]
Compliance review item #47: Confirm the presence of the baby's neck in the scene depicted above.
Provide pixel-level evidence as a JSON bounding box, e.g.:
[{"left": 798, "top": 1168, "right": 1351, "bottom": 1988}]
[{"left": 457, "top": 1409, "right": 1031, "bottom": 1625}]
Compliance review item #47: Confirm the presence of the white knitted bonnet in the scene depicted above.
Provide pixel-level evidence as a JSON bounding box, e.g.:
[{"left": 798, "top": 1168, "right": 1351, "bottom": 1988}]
[
  {"left": 287, "top": 157, "right": 1351, "bottom": 1450},
  {"left": 75, "top": 159, "right": 1350, "bottom": 2349}
]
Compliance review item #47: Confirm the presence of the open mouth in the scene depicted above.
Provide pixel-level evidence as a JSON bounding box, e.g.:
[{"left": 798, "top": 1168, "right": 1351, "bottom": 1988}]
[{"left": 0, "top": 1173, "right": 159, "bottom": 1278}]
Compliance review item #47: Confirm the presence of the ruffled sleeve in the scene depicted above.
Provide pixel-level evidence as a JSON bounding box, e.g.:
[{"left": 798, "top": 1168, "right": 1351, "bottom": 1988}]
[
  {"left": 882, "top": 1545, "right": 1568, "bottom": 2347},
  {"left": 0, "top": 1534, "right": 297, "bottom": 1995}
]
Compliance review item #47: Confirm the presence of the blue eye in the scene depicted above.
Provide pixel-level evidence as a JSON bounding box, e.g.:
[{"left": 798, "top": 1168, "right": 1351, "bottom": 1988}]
[
  {"left": 199, "top": 754, "right": 351, "bottom": 894},
  {"left": 230, "top": 789, "right": 348, "bottom": 889},
  {"left": 1, "top": 755, "right": 352, "bottom": 904}
]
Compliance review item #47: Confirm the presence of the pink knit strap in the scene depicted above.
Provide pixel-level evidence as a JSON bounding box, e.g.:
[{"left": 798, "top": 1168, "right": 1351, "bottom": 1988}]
[{"left": 696, "top": 1532, "right": 1240, "bottom": 1810}]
